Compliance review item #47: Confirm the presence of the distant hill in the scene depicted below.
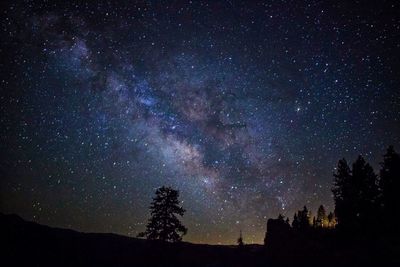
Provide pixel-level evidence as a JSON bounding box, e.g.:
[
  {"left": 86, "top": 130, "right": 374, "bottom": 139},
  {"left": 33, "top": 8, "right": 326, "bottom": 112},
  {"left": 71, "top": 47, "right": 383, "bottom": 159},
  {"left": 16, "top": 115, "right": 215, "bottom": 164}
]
[{"left": 0, "top": 213, "right": 263, "bottom": 267}]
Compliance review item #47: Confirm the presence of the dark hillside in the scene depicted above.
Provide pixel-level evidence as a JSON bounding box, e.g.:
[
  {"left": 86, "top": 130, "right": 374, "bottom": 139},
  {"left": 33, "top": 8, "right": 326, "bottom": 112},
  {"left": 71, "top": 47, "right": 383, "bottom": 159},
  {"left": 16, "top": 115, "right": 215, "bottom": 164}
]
[{"left": 0, "top": 213, "right": 264, "bottom": 267}]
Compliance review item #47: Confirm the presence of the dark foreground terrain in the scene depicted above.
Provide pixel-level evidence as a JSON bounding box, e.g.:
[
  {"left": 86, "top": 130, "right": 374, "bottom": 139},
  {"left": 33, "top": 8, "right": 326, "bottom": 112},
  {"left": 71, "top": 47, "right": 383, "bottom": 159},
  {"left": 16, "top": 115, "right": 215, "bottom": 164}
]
[
  {"left": 1, "top": 213, "right": 265, "bottom": 267},
  {"left": 2, "top": 213, "right": 400, "bottom": 267}
]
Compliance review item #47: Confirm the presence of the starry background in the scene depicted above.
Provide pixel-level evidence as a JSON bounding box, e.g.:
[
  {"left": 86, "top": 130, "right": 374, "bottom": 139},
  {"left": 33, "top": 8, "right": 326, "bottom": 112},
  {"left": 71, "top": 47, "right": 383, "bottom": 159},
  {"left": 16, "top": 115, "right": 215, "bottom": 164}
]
[{"left": 1, "top": 0, "right": 399, "bottom": 244}]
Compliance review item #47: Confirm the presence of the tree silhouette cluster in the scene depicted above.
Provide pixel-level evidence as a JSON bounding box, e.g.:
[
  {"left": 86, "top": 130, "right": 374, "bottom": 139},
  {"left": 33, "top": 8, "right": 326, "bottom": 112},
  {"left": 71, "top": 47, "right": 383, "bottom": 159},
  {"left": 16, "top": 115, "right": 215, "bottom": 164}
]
[
  {"left": 265, "top": 146, "right": 400, "bottom": 253},
  {"left": 333, "top": 146, "right": 400, "bottom": 235},
  {"left": 265, "top": 205, "right": 335, "bottom": 246}
]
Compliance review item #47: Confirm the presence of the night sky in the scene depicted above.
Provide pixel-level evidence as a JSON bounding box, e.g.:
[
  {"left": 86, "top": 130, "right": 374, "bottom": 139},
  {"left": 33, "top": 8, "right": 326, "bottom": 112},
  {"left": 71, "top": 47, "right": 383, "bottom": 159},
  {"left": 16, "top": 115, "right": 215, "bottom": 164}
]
[{"left": 1, "top": 1, "right": 399, "bottom": 244}]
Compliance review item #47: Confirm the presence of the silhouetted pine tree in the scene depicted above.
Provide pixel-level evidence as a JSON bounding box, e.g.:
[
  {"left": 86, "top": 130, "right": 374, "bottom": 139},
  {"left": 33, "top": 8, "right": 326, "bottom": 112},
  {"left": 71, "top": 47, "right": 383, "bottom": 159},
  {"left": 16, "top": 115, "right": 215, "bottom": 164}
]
[
  {"left": 332, "top": 158, "right": 354, "bottom": 230},
  {"left": 327, "top": 211, "right": 337, "bottom": 228},
  {"left": 379, "top": 146, "right": 400, "bottom": 235},
  {"left": 237, "top": 230, "right": 244, "bottom": 248},
  {"left": 299, "top": 206, "right": 310, "bottom": 230},
  {"left": 138, "top": 186, "right": 187, "bottom": 242},
  {"left": 352, "top": 156, "right": 379, "bottom": 231},
  {"left": 292, "top": 213, "right": 299, "bottom": 229},
  {"left": 316, "top": 205, "right": 328, "bottom": 228},
  {"left": 292, "top": 206, "right": 310, "bottom": 231}
]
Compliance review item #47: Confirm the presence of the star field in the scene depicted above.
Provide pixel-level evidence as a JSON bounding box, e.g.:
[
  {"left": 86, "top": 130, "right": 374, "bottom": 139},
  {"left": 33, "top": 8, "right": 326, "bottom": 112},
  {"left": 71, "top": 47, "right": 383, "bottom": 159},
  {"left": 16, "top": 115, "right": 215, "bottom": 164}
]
[{"left": 1, "top": 1, "right": 400, "bottom": 244}]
